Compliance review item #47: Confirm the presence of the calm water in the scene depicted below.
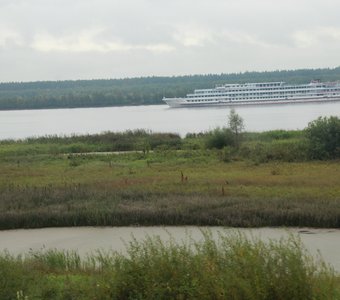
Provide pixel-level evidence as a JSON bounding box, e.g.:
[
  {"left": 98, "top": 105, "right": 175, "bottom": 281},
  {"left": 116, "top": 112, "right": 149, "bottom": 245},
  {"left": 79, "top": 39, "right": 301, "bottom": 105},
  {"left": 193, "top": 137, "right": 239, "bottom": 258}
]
[
  {"left": 1, "top": 227, "right": 340, "bottom": 272},
  {"left": 1, "top": 102, "right": 340, "bottom": 139}
]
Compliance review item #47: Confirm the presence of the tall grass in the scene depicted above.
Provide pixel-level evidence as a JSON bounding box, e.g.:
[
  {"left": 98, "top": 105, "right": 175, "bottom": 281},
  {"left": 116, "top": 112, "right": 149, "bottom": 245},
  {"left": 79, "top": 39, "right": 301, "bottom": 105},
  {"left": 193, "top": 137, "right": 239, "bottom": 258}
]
[
  {"left": 1, "top": 124, "right": 338, "bottom": 162},
  {"left": 243, "top": 130, "right": 304, "bottom": 142},
  {"left": 0, "top": 127, "right": 339, "bottom": 229},
  {"left": 0, "top": 150, "right": 340, "bottom": 229},
  {"left": 1, "top": 189, "right": 340, "bottom": 229},
  {"left": 0, "top": 231, "right": 338, "bottom": 299},
  {"left": 0, "top": 130, "right": 182, "bottom": 157}
]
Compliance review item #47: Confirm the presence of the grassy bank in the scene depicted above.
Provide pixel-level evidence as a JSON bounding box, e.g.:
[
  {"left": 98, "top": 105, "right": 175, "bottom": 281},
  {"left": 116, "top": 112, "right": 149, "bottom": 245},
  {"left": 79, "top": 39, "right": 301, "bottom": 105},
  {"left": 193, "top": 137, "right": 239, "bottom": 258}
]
[
  {"left": 0, "top": 232, "right": 338, "bottom": 299},
  {"left": 1, "top": 146, "right": 339, "bottom": 229}
]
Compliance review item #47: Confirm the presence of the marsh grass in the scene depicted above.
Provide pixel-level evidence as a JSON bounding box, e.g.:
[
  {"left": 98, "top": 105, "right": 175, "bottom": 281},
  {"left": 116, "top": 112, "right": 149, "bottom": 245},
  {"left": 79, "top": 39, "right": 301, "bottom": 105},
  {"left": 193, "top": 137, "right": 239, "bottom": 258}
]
[
  {"left": 0, "top": 150, "right": 339, "bottom": 229},
  {"left": 0, "top": 128, "right": 339, "bottom": 229},
  {"left": 0, "top": 130, "right": 182, "bottom": 158},
  {"left": 0, "top": 231, "right": 338, "bottom": 299}
]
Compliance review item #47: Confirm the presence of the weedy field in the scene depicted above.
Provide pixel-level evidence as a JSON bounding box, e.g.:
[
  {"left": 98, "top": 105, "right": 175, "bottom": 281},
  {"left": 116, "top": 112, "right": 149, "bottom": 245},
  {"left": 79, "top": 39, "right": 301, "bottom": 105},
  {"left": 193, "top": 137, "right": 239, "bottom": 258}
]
[{"left": 0, "top": 147, "right": 339, "bottom": 229}]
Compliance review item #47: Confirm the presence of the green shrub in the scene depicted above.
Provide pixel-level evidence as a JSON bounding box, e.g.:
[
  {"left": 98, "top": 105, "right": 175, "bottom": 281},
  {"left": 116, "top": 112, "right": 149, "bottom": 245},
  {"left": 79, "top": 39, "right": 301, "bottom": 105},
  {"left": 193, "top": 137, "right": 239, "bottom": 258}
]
[
  {"left": 244, "top": 130, "right": 303, "bottom": 142},
  {"left": 205, "top": 127, "right": 235, "bottom": 149},
  {"left": 305, "top": 116, "right": 340, "bottom": 160},
  {"left": 219, "top": 146, "right": 233, "bottom": 162},
  {"left": 240, "top": 139, "right": 309, "bottom": 162}
]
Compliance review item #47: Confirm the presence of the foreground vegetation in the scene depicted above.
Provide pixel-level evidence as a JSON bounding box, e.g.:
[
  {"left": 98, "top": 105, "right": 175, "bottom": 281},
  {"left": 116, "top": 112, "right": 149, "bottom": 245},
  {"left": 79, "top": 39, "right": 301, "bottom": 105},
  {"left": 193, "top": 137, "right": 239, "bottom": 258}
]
[
  {"left": 0, "top": 116, "right": 339, "bottom": 229},
  {"left": 1, "top": 67, "right": 340, "bottom": 110},
  {"left": 0, "top": 232, "right": 338, "bottom": 299}
]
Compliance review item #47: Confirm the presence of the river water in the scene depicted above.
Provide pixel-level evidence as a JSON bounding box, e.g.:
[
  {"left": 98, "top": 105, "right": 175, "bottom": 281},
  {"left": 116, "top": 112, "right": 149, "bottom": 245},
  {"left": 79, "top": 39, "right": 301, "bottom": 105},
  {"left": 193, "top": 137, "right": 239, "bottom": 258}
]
[
  {"left": 1, "top": 102, "right": 340, "bottom": 139},
  {"left": 1, "top": 227, "right": 340, "bottom": 272}
]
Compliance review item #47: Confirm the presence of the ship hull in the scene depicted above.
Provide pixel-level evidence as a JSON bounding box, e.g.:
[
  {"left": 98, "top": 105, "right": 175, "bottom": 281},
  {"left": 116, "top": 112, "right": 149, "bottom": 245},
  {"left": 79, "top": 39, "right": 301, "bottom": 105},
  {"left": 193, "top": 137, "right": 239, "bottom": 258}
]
[{"left": 163, "top": 96, "right": 340, "bottom": 108}]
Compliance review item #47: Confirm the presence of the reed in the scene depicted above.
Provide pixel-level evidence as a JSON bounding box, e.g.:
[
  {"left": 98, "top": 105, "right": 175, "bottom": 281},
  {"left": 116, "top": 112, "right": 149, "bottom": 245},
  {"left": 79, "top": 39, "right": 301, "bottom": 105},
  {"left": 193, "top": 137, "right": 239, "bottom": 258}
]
[
  {"left": 0, "top": 150, "right": 339, "bottom": 229},
  {"left": 0, "top": 231, "right": 338, "bottom": 299},
  {"left": 0, "top": 185, "right": 340, "bottom": 229}
]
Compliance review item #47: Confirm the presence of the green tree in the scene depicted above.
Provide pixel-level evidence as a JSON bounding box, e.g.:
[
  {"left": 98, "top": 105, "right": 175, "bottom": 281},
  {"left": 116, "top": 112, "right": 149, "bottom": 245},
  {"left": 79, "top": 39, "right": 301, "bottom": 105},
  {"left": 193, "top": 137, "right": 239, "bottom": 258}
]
[
  {"left": 305, "top": 116, "right": 340, "bottom": 159},
  {"left": 228, "top": 108, "right": 244, "bottom": 147}
]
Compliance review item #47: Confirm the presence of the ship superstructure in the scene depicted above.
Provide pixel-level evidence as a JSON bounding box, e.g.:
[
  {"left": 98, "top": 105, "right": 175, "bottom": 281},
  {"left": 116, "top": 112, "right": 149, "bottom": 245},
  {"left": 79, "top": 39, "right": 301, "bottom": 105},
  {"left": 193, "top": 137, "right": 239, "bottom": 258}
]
[{"left": 163, "top": 81, "right": 340, "bottom": 107}]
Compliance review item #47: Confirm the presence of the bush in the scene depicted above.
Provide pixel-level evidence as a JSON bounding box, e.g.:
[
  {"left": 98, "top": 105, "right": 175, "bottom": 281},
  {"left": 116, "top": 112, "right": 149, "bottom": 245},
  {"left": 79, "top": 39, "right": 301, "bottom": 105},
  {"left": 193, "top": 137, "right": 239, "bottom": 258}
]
[
  {"left": 305, "top": 116, "right": 340, "bottom": 160},
  {"left": 205, "top": 128, "right": 235, "bottom": 149},
  {"left": 240, "top": 139, "right": 309, "bottom": 163},
  {"left": 243, "top": 130, "right": 303, "bottom": 142},
  {"left": 219, "top": 146, "right": 233, "bottom": 162}
]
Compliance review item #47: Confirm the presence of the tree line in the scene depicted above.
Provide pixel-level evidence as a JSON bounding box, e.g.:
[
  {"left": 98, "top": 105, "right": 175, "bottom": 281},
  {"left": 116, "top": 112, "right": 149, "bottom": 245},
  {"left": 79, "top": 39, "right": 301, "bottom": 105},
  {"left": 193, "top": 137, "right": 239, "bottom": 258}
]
[{"left": 0, "top": 67, "right": 340, "bottom": 110}]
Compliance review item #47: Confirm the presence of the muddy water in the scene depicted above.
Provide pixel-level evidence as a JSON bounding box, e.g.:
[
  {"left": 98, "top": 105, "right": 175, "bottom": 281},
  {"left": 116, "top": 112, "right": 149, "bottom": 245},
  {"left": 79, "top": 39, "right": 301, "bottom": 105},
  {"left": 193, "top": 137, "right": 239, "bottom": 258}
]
[{"left": 0, "top": 227, "right": 339, "bottom": 272}]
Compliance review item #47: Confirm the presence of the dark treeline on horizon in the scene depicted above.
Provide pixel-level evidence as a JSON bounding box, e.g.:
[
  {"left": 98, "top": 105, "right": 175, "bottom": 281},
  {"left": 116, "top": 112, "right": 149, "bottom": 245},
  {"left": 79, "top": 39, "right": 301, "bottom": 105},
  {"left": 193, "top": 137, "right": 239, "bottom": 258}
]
[{"left": 1, "top": 67, "right": 340, "bottom": 110}]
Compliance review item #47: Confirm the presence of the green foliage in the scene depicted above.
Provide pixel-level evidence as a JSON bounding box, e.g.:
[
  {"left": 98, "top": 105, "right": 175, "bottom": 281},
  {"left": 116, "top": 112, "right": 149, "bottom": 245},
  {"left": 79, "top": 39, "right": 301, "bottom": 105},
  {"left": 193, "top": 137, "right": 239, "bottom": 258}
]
[
  {"left": 219, "top": 146, "right": 233, "bottom": 162},
  {"left": 205, "top": 127, "right": 235, "bottom": 149},
  {"left": 1, "top": 67, "right": 340, "bottom": 110},
  {"left": 0, "top": 233, "right": 337, "bottom": 299},
  {"left": 243, "top": 130, "right": 304, "bottom": 142},
  {"left": 0, "top": 130, "right": 182, "bottom": 157},
  {"left": 228, "top": 108, "right": 244, "bottom": 135},
  {"left": 305, "top": 116, "right": 340, "bottom": 159},
  {"left": 240, "top": 139, "right": 309, "bottom": 163},
  {"left": 228, "top": 108, "right": 245, "bottom": 148}
]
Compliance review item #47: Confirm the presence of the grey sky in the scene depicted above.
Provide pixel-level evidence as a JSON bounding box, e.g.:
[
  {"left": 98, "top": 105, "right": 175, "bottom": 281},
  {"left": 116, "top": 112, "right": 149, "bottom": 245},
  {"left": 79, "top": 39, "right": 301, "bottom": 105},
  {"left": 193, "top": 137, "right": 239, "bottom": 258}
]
[{"left": 1, "top": 0, "right": 340, "bottom": 82}]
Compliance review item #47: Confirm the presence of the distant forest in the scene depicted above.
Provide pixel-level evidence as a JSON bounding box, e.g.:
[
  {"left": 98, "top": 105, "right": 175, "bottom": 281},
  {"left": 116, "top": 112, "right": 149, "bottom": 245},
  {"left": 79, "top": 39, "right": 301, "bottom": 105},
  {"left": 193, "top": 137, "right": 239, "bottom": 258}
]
[{"left": 1, "top": 67, "right": 340, "bottom": 110}]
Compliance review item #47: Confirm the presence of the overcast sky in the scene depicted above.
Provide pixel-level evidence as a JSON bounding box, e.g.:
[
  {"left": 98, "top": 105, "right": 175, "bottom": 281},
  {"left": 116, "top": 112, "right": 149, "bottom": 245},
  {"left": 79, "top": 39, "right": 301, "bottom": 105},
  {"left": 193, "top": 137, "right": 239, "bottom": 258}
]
[{"left": 1, "top": 0, "right": 340, "bottom": 82}]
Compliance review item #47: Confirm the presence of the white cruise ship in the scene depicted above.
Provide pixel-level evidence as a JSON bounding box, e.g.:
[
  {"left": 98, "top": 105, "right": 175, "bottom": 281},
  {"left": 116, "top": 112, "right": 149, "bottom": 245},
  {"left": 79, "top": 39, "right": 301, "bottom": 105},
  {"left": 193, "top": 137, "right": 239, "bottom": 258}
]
[{"left": 162, "top": 80, "right": 340, "bottom": 107}]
